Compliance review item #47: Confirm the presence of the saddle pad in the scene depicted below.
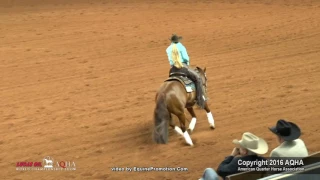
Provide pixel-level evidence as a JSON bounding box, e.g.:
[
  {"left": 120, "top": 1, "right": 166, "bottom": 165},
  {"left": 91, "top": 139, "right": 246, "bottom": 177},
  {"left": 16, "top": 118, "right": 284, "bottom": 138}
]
[
  {"left": 186, "top": 86, "right": 193, "bottom": 93},
  {"left": 178, "top": 76, "right": 193, "bottom": 85}
]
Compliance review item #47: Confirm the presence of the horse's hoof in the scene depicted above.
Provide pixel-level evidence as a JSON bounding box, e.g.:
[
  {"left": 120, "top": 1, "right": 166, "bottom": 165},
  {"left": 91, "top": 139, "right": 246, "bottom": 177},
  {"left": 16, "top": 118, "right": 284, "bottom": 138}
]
[
  {"left": 182, "top": 141, "right": 194, "bottom": 147},
  {"left": 184, "top": 142, "right": 194, "bottom": 146},
  {"left": 210, "top": 125, "right": 215, "bottom": 129}
]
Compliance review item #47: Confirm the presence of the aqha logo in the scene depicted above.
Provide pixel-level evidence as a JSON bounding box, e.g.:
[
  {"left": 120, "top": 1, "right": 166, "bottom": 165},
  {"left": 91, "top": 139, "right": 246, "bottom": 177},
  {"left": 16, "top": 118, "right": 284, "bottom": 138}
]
[
  {"left": 43, "top": 156, "right": 54, "bottom": 168},
  {"left": 56, "top": 160, "right": 76, "bottom": 170}
]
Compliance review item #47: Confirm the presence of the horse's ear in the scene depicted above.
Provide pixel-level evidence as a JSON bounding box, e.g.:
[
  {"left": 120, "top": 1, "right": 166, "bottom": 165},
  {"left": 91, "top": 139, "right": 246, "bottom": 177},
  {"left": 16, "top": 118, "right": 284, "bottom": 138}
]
[{"left": 204, "top": 67, "right": 206, "bottom": 73}]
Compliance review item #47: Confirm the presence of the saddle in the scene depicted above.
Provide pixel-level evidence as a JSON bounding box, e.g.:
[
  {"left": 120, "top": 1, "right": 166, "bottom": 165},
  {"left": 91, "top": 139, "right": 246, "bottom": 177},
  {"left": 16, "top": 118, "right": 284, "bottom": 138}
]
[
  {"left": 165, "top": 73, "right": 195, "bottom": 93},
  {"left": 169, "top": 72, "right": 187, "bottom": 77}
]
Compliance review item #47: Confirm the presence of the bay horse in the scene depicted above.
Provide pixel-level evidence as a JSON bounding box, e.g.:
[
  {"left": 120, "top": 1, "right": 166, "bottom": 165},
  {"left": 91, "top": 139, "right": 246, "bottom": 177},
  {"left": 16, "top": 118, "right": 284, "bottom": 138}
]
[{"left": 152, "top": 66, "right": 215, "bottom": 146}]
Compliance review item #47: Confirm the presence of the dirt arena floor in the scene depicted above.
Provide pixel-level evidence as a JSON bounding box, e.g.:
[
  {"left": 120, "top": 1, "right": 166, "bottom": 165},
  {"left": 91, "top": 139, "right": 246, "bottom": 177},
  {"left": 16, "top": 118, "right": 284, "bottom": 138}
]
[{"left": 1, "top": 0, "right": 320, "bottom": 179}]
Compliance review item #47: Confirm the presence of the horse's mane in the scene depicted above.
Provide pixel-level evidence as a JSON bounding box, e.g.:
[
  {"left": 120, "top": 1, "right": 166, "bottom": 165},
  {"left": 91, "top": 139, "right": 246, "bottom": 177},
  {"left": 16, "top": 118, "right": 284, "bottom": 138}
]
[{"left": 195, "top": 66, "right": 207, "bottom": 81}]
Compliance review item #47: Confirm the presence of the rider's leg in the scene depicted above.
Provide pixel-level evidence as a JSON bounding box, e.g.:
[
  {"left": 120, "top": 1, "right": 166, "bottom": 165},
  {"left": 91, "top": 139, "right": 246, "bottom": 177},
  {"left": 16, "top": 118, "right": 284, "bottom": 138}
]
[
  {"left": 185, "top": 69, "right": 206, "bottom": 109},
  {"left": 187, "top": 67, "right": 207, "bottom": 100}
]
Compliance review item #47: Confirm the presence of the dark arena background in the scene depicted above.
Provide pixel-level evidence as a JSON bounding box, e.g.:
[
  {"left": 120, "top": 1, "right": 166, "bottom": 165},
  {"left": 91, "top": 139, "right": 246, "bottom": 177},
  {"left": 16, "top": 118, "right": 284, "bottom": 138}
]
[{"left": 1, "top": 0, "right": 320, "bottom": 179}]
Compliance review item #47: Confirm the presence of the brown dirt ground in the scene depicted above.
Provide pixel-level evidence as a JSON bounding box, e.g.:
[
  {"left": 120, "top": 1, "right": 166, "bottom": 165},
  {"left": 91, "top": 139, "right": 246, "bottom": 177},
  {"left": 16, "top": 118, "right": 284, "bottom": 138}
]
[{"left": 1, "top": 0, "right": 320, "bottom": 180}]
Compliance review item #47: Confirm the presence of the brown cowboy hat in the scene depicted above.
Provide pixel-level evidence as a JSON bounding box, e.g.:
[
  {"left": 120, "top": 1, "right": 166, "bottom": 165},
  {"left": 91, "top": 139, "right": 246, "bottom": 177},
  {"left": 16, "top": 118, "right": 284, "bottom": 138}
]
[
  {"left": 269, "top": 119, "right": 301, "bottom": 141},
  {"left": 232, "top": 132, "right": 268, "bottom": 155},
  {"left": 169, "top": 34, "right": 182, "bottom": 43}
]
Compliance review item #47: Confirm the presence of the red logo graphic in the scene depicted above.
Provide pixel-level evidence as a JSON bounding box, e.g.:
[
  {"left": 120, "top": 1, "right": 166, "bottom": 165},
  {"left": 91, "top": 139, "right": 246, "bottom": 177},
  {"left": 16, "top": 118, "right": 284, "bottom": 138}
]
[{"left": 16, "top": 162, "right": 42, "bottom": 167}]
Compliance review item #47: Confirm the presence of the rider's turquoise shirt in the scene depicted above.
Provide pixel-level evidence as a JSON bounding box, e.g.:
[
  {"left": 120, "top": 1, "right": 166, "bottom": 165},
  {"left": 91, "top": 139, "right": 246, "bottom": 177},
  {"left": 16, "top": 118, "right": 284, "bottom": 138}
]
[{"left": 166, "top": 42, "right": 190, "bottom": 66}]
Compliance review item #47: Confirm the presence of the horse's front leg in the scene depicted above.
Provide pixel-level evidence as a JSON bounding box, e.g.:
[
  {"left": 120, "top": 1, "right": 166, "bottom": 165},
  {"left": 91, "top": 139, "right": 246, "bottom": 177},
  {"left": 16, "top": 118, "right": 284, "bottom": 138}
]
[
  {"left": 187, "top": 107, "right": 197, "bottom": 133},
  {"left": 204, "top": 102, "right": 215, "bottom": 129}
]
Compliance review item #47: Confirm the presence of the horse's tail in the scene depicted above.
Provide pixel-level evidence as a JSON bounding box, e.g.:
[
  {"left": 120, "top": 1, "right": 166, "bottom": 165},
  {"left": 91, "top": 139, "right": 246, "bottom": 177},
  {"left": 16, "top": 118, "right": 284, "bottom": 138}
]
[
  {"left": 152, "top": 93, "right": 170, "bottom": 144},
  {"left": 171, "top": 44, "right": 183, "bottom": 68}
]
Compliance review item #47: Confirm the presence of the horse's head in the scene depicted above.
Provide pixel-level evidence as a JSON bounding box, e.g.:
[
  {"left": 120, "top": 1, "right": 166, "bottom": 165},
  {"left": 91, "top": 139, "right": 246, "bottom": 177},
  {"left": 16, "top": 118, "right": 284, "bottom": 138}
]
[{"left": 195, "top": 66, "right": 207, "bottom": 93}]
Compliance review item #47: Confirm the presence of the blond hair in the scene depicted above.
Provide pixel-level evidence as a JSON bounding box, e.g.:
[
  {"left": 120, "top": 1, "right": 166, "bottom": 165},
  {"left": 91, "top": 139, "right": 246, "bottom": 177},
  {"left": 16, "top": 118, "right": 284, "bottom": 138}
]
[{"left": 171, "top": 44, "right": 183, "bottom": 68}]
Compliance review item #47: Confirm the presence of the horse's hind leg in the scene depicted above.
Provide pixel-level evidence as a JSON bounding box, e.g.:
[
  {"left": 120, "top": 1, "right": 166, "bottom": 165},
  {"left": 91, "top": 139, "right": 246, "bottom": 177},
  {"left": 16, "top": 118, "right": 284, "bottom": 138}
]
[
  {"left": 187, "top": 107, "right": 197, "bottom": 133},
  {"left": 177, "top": 112, "right": 193, "bottom": 146},
  {"left": 204, "top": 102, "right": 215, "bottom": 129},
  {"left": 169, "top": 114, "right": 183, "bottom": 136}
]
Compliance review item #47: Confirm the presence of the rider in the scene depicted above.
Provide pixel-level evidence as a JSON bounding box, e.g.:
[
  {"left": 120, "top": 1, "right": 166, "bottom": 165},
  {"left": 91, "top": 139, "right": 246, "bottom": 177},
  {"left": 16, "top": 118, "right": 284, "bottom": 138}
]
[{"left": 166, "top": 34, "right": 207, "bottom": 109}]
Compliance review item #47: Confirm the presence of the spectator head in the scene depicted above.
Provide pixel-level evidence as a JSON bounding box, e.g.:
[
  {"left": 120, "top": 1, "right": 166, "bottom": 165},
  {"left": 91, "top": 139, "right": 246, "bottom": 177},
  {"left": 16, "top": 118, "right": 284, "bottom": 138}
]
[
  {"left": 233, "top": 132, "right": 268, "bottom": 156},
  {"left": 269, "top": 119, "right": 301, "bottom": 144}
]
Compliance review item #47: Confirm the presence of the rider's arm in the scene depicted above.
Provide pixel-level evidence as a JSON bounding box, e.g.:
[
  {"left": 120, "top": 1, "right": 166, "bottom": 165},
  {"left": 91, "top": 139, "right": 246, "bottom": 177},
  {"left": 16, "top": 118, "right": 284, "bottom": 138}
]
[
  {"left": 166, "top": 47, "right": 174, "bottom": 66},
  {"left": 180, "top": 44, "right": 190, "bottom": 65}
]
